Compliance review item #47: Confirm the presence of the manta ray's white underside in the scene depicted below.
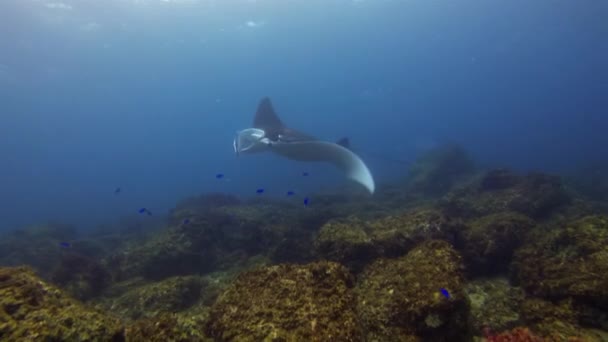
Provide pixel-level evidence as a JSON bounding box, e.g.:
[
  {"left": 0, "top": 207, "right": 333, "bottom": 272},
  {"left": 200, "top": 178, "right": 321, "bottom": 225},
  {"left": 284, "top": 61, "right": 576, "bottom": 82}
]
[
  {"left": 270, "top": 140, "right": 375, "bottom": 194},
  {"left": 234, "top": 128, "right": 375, "bottom": 194}
]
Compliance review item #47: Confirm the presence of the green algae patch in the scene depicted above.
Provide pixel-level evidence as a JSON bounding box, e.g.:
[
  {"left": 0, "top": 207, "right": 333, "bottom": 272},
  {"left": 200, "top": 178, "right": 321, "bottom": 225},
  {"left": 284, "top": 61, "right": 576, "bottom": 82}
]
[
  {"left": 205, "top": 261, "right": 362, "bottom": 341},
  {"left": 355, "top": 240, "right": 468, "bottom": 341},
  {"left": 0, "top": 266, "right": 124, "bottom": 341}
]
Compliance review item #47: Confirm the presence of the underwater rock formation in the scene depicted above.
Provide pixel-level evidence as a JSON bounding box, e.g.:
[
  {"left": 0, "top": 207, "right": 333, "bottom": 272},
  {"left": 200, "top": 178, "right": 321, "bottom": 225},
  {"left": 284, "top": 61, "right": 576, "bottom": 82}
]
[
  {"left": 96, "top": 275, "right": 206, "bottom": 321},
  {"left": 108, "top": 203, "right": 284, "bottom": 281},
  {"left": 512, "top": 215, "right": 608, "bottom": 305},
  {"left": 0, "top": 266, "right": 124, "bottom": 341},
  {"left": 519, "top": 298, "right": 602, "bottom": 341},
  {"left": 0, "top": 222, "right": 79, "bottom": 279},
  {"left": 314, "top": 216, "right": 375, "bottom": 270},
  {"left": 205, "top": 261, "right": 362, "bottom": 341},
  {"left": 465, "top": 278, "right": 524, "bottom": 333},
  {"left": 441, "top": 169, "right": 571, "bottom": 219},
  {"left": 126, "top": 313, "right": 211, "bottom": 342},
  {"left": 314, "top": 208, "right": 462, "bottom": 271},
  {"left": 405, "top": 144, "right": 476, "bottom": 197},
  {"left": 567, "top": 160, "right": 608, "bottom": 202},
  {"left": 355, "top": 240, "right": 468, "bottom": 341},
  {"left": 455, "top": 212, "right": 536, "bottom": 276},
  {"left": 50, "top": 252, "right": 112, "bottom": 301}
]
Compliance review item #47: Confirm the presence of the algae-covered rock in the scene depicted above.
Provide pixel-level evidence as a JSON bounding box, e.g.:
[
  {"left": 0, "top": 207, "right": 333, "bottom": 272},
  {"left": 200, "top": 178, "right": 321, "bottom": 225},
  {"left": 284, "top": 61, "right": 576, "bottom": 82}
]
[
  {"left": 512, "top": 215, "right": 608, "bottom": 305},
  {"left": 314, "top": 217, "right": 376, "bottom": 269},
  {"left": 405, "top": 144, "right": 476, "bottom": 197},
  {"left": 50, "top": 252, "right": 112, "bottom": 301},
  {"left": 0, "top": 222, "right": 78, "bottom": 278},
  {"left": 441, "top": 169, "right": 570, "bottom": 219},
  {"left": 567, "top": 160, "right": 608, "bottom": 202},
  {"left": 205, "top": 261, "right": 362, "bottom": 341},
  {"left": 355, "top": 240, "right": 468, "bottom": 341},
  {"left": 314, "top": 208, "right": 462, "bottom": 271},
  {"left": 97, "top": 275, "right": 206, "bottom": 320},
  {"left": 366, "top": 208, "right": 462, "bottom": 258},
  {"left": 0, "top": 266, "right": 124, "bottom": 341},
  {"left": 465, "top": 278, "right": 524, "bottom": 333},
  {"left": 456, "top": 212, "right": 535, "bottom": 276},
  {"left": 112, "top": 200, "right": 310, "bottom": 281},
  {"left": 519, "top": 298, "right": 602, "bottom": 341},
  {"left": 126, "top": 312, "right": 211, "bottom": 342}
]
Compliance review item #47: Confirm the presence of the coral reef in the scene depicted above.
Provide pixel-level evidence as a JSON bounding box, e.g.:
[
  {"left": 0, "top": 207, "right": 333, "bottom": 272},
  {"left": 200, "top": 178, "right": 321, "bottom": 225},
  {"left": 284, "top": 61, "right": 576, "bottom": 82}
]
[
  {"left": 441, "top": 169, "right": 571, "bottom": 219},
  {"left": 0, "top": 266, "right": 125, "bottom": 341},
  {"left": 518, "top": 298, "right": 603, "bottom": 341},
  {"left": 0, "top": 222, "right": 79, "bottom": 279},
  {"left": 456, "top": 212, "right": 535, "bottom": 276},
  {"left": 512, "top": 215, "right": 608, "bottom": 304},
  {"left": 566, "top": 160, "right": 608, "bottom": 202},
  {"left": 106, "top": 204, "right": 274, "bottom": 281},
  {"left": 466, "top": 278, "right": 524, "bottom": 333},
  {"left": 205, "top": 261, "right": 362, "bottom": 341},
  {"left": 355, "top": 240, "right": 469, "bottom": 341},
  {"left": 95, "top": 275, "right": 206, "bottom": 320},
  {"left": 50, "top": 252, "right": 112, "bottom": 301},
  {"left": 314, "top": 207, "right": 463, "bottom": 270},
  {"left": 126, "top": 313, "right": 211, "bottom": 342},
  {"left": 3, "top": 143, "right": 608, "bottom": 340},
  {"left": 314, "top": 216, "right": 375, "bottom": 270},
  {"left": 405, "top": 144, "right": 476, "bottom": 197},
  {"left": 482, "top": 327, "right": 544, "bottom": 342}
]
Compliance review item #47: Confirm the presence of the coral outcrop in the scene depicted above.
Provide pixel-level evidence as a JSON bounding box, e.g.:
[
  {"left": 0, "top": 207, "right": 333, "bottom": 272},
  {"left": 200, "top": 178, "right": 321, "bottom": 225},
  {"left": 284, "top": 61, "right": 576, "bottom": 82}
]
[
  {"left": 205, "top": 261, "right": 362, "bottom": 341},
  {"left": 512, "top": 215, "right": 608, "bottom": 304},
  {"left": 355, "top": 240, "right": 468, "bottom": 341},
  {"left": 441, "top": 169, "right": 570, "bottom": 219},
  {"left": 315, "top": 208, "right": 462, "bottom": 270},
  {"left": 465, "top": 278, "right": 524, "bottom": 333},
  {"left": 456, "top": 212, "right": 535, "bottom": 276},
  {"left": 0, "top": 266, "right": 125, "bottom": 341},
  {"left": 405, "top": 144, "right": 476, "bottom": 197}
]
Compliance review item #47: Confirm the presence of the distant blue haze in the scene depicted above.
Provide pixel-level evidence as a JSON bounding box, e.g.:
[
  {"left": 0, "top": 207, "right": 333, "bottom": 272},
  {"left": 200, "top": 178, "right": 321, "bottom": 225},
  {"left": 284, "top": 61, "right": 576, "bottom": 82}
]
[{"left": 0, "top": 0, "right": 606, "bottom": 230}]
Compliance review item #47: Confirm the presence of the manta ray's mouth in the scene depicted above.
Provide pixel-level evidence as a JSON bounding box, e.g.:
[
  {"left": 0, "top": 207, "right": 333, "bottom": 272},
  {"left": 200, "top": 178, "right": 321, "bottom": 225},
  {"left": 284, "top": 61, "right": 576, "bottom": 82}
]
[{"left": 234, "top": 128, "right": 270, "bottom": 155}]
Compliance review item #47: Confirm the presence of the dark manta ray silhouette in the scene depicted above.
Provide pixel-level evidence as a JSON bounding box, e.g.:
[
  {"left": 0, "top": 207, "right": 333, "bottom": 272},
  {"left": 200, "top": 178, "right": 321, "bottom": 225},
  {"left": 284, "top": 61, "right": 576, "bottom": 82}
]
[{"left": 233, "top": 97, "right": 375, "bottom": 194}]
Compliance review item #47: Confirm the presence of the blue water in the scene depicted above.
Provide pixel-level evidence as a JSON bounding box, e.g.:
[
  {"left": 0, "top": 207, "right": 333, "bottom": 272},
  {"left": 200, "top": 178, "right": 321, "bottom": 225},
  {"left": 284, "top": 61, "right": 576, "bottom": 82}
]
[{"left": 1, "top": 0, "right": 606, "bottom": 230}]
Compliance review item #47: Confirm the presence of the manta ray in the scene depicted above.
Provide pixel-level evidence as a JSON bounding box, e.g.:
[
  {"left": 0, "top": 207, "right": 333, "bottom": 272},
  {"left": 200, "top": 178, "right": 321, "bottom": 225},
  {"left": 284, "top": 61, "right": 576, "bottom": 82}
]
[{"left": 233, "top": 97, "right": 375, "bottom": 194}]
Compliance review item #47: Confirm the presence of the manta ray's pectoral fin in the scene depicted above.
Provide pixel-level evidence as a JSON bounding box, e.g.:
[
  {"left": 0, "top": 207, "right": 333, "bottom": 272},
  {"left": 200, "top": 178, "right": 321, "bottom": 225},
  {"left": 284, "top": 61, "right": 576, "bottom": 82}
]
[
  {"left": 271, "top": 140, "right": 375, "bottom": 194},
  {"left": 336, "top": 137, "right": 350, "bottom": 149},
  {"left": 253, "top": 97, "right": 285, "bottom": 141}
]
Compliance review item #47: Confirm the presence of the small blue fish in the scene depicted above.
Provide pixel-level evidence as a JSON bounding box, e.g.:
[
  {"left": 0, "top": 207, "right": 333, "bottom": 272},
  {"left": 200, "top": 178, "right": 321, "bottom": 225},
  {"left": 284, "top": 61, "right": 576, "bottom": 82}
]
[
  {"left": 114, "top": 187, "right": 121, "bottom": 195},
  {"left": 59, "top": 242, "right": 71, "bottom": 248},
  {"left": 138, "top": 208, "right": 152, "bottom": 216},
  {"left": 286, "top": 191, "right": 295, "bottom": 196},
  {"left": 216, "top": 173, "right": 224, "bottom": 179},
  {"left": 302, "top": 172, "right": 309, "bottom": 176},
  {"left": 256, "top": 188, "right": 265, "bottom": 194},
  {"left": 303, "top": 197, "right": 309, "bottom": 207},
  {"left": 440, "top": 288, "right": 450, "bottom": 299},
  {"left": 182, "top": 219, "right": 190, "bottom": 225}
]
